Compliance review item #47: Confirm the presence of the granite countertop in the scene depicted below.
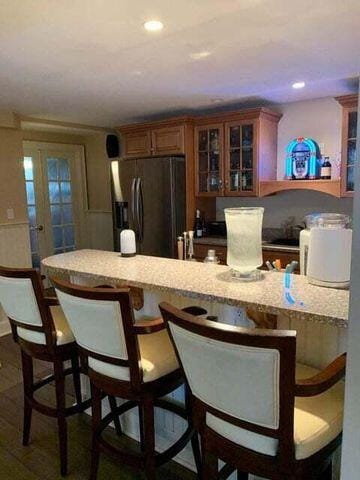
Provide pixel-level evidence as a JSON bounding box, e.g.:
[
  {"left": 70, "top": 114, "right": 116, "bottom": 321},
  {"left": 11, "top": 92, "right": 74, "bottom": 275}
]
[
  {"left": 43, "top": 249, "right": 348, "bottom": 328},
  {"left": 194, "top": 237, "right": 300, "bottom": 253}
]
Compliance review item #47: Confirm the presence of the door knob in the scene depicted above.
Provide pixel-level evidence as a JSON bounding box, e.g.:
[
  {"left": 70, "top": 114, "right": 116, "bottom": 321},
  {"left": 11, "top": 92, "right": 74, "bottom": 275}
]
[{"left": 35, "top": 225, "right": 44, "bottom": 231}]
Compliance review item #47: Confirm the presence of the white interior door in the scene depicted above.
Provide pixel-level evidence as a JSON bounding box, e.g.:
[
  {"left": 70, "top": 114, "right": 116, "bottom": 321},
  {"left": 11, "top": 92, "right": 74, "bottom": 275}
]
[{"left": 23, "top": 142, "right": 86, "bottom": 269}]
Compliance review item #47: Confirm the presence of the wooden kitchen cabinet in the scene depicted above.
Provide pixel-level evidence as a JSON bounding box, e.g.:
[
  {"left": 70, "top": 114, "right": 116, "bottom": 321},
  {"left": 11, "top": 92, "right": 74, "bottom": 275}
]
[
  {"left": 336, "top": 94, "right": 358, "bottom": 197},
  {"left": 225, "top": 119, "right": 257, "bottom": 196},
  {"left": 151, "top": 125, "right": 185, "bottom": 155},
  {"left": 194, "top": 108, "right": 281, "bottom": 197},
  {"left": 122, "top": 130, "right": 151, "bottom": 158},
  {"left": 121, "top": 124, "right": 185, "bottom": 158},
  {"left": 195, "top": 124, "right": 224, "bottom": 196},
  {"left": 193, "top": 242, "right": 300, "bottom": 272}
]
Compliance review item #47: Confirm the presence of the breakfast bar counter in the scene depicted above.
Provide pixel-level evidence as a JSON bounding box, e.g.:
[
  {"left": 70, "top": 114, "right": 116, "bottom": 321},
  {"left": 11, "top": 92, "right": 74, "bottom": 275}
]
[
  {"left": 42, "top": 249, "right": 348, "bottom": 477},
  {"left": 42, "top": 249, "right": 348, "bottom": 328}
]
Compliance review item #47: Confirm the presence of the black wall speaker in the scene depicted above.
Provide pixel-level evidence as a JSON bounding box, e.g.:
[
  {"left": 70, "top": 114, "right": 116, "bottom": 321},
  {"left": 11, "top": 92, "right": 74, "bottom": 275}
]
[{"left": 106, "top": 134, "right": 120, "bottom": 158}]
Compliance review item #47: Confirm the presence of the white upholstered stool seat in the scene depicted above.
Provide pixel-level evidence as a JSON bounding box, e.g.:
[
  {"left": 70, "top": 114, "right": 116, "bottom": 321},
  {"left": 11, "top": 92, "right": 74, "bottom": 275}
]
[
  {"left": 17, "top": 305, "right": 75, "bottom": 346},
  {"left": 206, "top": 363, "right": 344, "bottom": 461},
  {"left": 89, "top": 328, "right": 179, "bottom": 383}
]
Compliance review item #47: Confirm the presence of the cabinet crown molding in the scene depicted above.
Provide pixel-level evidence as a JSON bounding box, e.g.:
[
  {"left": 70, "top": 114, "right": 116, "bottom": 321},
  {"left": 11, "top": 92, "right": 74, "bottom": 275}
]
[
  {"left": 116, "top": 107, "right": 282, "bottom": 133},
  {"left": 116, "top": 116, "right": 195, "bottom": 133},
  {"left": 335, "top": 94, "right": 358, "bottom": 108}
]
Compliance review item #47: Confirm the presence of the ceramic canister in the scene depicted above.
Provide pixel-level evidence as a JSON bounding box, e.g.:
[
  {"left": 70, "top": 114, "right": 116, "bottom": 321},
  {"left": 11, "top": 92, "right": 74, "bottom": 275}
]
[{"left": 120, "top": 229, "right": 136, "bottom": 257}]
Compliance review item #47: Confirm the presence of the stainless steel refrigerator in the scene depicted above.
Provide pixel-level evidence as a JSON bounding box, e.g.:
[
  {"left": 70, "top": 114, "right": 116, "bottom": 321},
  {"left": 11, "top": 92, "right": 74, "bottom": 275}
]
[{"left": 111, "top": 156, "right": 186, "bottom": 258}]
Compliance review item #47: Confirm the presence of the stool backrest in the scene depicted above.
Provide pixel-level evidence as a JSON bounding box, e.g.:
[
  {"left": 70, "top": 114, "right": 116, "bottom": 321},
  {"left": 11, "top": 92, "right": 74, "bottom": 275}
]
[
  {"left": 53, "top": 278, "right": 142, "bottom": 387},
  {"left": 0, "top": 266, "right": 55, "bottom": 346},
  {"left": 159, "top": 302, "right": 297, "bottom": 463}
]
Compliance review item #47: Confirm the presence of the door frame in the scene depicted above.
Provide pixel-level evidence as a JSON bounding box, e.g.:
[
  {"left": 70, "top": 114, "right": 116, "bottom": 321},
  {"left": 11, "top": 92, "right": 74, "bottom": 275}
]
[{"left": 22, "top": 141, "right": 88, "bottom": 259}]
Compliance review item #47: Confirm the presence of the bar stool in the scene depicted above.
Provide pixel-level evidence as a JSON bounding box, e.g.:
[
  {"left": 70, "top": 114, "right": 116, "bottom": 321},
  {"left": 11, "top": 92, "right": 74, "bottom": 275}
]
[
  {"left": 52, "top": 278, "right": 201, "bottom": 480},
  {"left": 0, "top": 266, "right": 91, "bottom": 476},
  {"left": 160, "top": 302, "right": 346, "bottom": 480}
]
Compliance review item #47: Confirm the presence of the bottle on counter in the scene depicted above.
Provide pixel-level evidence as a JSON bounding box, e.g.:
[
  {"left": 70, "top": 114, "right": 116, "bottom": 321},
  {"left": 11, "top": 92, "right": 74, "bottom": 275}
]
[
  {"left": 320, "top": 157, "right": 332, "bottom": 180},
  {"left": 194, "top": 209, "right": 203, "bottom": 238},
  {"left": 204, "top": 249, "right": 220, "bottom": 264},
  {"left": 177, "top": 236, "right": 184, "bottom": 260}
]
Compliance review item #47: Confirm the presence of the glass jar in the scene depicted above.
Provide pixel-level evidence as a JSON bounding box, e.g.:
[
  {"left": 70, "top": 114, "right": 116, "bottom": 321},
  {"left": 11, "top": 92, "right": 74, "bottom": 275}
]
[
  {"left": 204, "top": 249, "right": 220, "bottom": 264},
  {"left": 307, "top": 213, "right": 352, "bottom": 288},
  {"left": 300, "top": 213, "right": 320, "bottom": 275},
  {"left": 225, "top": 207, "right": 264, "bottom": 280}
]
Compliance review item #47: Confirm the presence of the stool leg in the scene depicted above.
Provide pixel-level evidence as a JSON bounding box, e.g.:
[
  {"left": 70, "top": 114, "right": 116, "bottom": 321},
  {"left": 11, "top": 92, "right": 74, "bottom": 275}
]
[
  {"left": 71, "top": 355, "right": 82, "bottom": 406},
  {"left": 108, "top": 396, "right": 122, "bottom": 436},
  {"left": 21, "top": 350, "right": 33, "bottom": 446},
  {"left": 191, "top": 432, "right": 202, "bottom": 476},
  {"left": 201, "top": 437, "right": 217, "bottom": 480},
  {"left": 319, "top": 461, "right": 332, "bottom": 480},
  {"left": 138, "top": 404, "right": 146, "bottom": 452},
  {"left": 90, "top": 382, "right": 102, "bottom": 480},
  {"left": 54, "top": 357, "right": 68, "bottom": 477},
  {"left": 185, "top": 385, "right": 202, "bottom": 475},
  {"left": 143, "top": 396, "right": 156, "bottom": 480}
]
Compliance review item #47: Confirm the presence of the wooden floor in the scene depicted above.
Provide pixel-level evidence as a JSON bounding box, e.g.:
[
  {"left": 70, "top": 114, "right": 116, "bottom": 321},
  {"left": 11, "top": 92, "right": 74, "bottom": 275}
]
[{"left": 0, "top": 334, "right": 197, "bottom": 480}]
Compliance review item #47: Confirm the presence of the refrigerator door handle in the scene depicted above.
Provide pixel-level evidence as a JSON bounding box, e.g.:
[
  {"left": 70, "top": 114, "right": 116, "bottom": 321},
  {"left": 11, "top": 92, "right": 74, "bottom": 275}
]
[
  {"left": 137, "top": 178, "right": 144, "bottom": 242},
  {"left": 131, "top": 178, "right": 138, "bottom": 237}
]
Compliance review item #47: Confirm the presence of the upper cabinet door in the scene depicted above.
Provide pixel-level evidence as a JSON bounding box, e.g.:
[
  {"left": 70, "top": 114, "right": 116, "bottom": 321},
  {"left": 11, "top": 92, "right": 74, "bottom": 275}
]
[
  {"left": 336, "top": 94, "right": 358, "bottom": 197},
  {"left": 123, "top": 130, "right": 152, "bottom": 158},
  {"left": 151, "top": 126, "right": 185, "bottom": 156},
  {"left": 195, "top": 124, "right": 224, "bottom": 197},
  {"left": 341, "top": 107, "right": 358, "bottom": 196},
  {"left": 224, "top": 120, "right": 258, "bottom": 196}
]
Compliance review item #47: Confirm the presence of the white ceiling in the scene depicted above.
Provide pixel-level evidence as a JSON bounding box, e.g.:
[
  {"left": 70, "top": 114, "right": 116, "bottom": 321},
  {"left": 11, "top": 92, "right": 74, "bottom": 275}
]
[{"left": 0, "top": 0, "right": 359, "bottom": 127}]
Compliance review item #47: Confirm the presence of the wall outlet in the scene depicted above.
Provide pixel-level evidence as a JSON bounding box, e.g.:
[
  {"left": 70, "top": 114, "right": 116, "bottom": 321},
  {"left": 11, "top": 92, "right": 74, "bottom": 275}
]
[
  {"left": 318, "top": 143, "right": 325, "bottom": 155},
  {"left": 6, "top": 208, "right": 15, "bottom": 220}
]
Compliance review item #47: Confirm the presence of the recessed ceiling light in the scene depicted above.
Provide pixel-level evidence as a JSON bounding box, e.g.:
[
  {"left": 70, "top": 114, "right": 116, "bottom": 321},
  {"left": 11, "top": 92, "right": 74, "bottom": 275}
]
[
  {"left": 292, "top": 81, "right": 305, "bottom": 89},
  {"left": 143, "top": 20, "right": 164, "bottom": 32},
  {"left": 211, "top": 98, "right": 224, "bottom": 104},
  {"left": 189, "top": 51, "right": 212, "bottom": 60}
]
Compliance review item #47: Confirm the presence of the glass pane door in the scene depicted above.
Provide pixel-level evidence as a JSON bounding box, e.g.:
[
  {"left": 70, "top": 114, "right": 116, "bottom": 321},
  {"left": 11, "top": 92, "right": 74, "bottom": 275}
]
[
  {"left": 46, "top": 156, "right": 76, "bottom": 254},
  {"left": 227, "top": 123, "right": 255, "bottom": 194},
  {"left": 346, "top": 111, "right": 357, "bottom": 192},
  {"left": 196, "top": 126, "right": 223, "bottom": 195},
  {"left": 23, "top": 143, "right": 83, "bottom": 270},
  {"left": 23, "top": 156, "right": 42, "bottom": 269}
]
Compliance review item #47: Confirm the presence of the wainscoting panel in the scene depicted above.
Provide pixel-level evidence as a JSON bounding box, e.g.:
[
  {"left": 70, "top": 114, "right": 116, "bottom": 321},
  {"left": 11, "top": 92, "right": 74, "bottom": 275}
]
[{"left": 0, "top": 222, "right": 31, "bottom": 336}]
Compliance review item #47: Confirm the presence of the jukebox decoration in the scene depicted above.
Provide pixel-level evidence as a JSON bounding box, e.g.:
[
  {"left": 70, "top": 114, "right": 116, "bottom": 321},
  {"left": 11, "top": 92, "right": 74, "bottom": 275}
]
[{"left": 285, "top": 137, "right": 322, "bottom": 180}]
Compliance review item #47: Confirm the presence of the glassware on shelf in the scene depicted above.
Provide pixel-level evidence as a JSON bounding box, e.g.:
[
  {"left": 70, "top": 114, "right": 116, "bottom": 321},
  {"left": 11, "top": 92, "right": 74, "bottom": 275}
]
[
  {"left": 225, "top": 207, "right": 264, "bottom": 281},
  {"left": 348, "top": 111, "right": 358, "bottom": 139},
  {"left": 199, "top": 131, "right": 208, "bottom": 151},
  {"left": 242, "top": 124, "right": 253, "bottom": 146},
  {"left": 209, "top": 129, "right": 220, "bottom": 152},
  {"left": 209, "top": 173, "right": 219, "bottom": 191}
]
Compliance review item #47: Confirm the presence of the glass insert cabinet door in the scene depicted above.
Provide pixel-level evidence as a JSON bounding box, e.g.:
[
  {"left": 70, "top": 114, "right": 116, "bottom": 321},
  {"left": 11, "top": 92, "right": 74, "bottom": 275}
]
[
  {"left": 23, "top": 146, "right": 81, "bottom": 270},
  {"left": 343, "top": 109, "right": 358, "bottom": 193},
  {"left": 225, "top": 121, "right": 257, "bottom": 195},
  {"left": 195, "top": 125, "right": 223, "bottom": 196}
]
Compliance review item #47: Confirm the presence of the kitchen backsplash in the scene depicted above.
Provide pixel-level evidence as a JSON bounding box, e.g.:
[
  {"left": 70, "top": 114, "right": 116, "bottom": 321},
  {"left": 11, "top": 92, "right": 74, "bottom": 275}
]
[{"left": 216, "top": 190, "right": 353, "bottom": 229}]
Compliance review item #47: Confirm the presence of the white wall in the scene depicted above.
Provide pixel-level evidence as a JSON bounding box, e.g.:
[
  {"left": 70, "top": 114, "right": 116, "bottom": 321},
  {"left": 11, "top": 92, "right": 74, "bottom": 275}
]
[
  {"left": 217, "top": 191, "right": 353, "bottom": 228},
  {"left": 340, "top": 87, "right": 359, "bottom": 480},
  {"left": 217, "top": 97, "right": 352, "bottom": 227},
  {"left": 276, "top": 97, "right": 342, "bottom": 179}
]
